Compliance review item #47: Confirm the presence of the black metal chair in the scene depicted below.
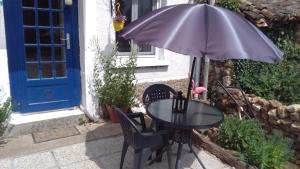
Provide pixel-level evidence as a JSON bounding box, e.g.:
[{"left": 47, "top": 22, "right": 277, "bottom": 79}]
[
  {"left": 142, "top": 84, "right": 177, "bottom": 107},
  {"left": 115, "top": 108, "right": 172, "bottom": 169}
]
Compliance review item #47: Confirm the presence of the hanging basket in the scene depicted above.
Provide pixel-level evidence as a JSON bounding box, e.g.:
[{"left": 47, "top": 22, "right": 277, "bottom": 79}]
[
  {"left": 113, "top": 2, "right": 126, "bottom": 32},
  {"left": 113, "top": 17, "right": 125, "bottom": 32}
]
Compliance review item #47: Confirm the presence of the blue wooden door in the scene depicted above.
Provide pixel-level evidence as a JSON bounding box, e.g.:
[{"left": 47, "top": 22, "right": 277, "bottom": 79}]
[{"left": 4, "top": 0, "right": 80, "bottom": 113}]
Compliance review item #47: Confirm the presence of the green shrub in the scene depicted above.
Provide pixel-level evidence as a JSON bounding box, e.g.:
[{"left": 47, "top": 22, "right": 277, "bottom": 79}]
[
  {"left": 245, "top": 135, "right": 293, "bottom": 169},
  {"left": 218, "top": 116, "right": 293, "bottom": 169},
  {"left": 0, "top": 97, "right": 11, "bottom": 133},
  {"left": 218, "top": 116, "right": 264, "bottom": 152},
  {"left": 235, "top": 27, "right": 300, "bottom": 104}
]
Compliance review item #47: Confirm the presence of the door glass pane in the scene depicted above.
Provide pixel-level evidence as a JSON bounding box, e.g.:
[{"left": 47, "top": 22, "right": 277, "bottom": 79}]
[
  {"left": 27, "top": 63, "right": 39, "bottom": 79},
  {"left": 23, "top": 10, "right": 35, "bottom": 26},
  {"left": 53, "top": 29, "right": 64, "bottom": 44},
  {"left": 39, "top": 29, "right": 51, "bottom": 44},
  {"left": 24, "top": 28, "right": 36, "bottom": 44},
  {"left": 25, "top": 47, "right": 38, "bottom": 61},
  {"left": 41, "top": 47, "right": 52, "bottom": 61},
  {"left": 52, "top": 0, "right": 63, "bottom": 9},
  {"left": 56, "top": 63, "right": 66, "bottom": 77},
  {"left": 42, "top": 63, "right": 53, "bottom": 78},
  {"left": 23, "top": 0, "right": 35, "bottom": 7},
  {"left": 55, "top": 47, "right": 65, "bottom": 61},
  {"left": 38, "top": 11, "right": 50, "bottom": 26},
  {"left": 53, "top": 12, "right": 64, "bottom": 27},
  {"left": 38, "top": 0, "right": 49, "bottom": 8}
]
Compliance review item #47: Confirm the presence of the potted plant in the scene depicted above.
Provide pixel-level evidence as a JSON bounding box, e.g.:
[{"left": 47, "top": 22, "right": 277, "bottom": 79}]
[{"left": 92, "top": 41, "right": 137, "bottom": 122}]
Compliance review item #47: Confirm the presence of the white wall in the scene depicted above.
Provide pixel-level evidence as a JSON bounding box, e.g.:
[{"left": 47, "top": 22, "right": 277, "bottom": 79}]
[
  {"left": 79, "top": 0, "right": 191, "bottom": 120},
  {"left": 0, "top": 0, "right": 191, "bottom": 118},
  {"left": 0, "top": 4, "right": 10, "bottom": 103}
]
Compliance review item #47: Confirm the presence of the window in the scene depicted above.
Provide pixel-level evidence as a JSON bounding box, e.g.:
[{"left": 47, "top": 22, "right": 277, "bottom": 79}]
[{"left": 115, "top": 0, "right": 156, "bottom": 55}]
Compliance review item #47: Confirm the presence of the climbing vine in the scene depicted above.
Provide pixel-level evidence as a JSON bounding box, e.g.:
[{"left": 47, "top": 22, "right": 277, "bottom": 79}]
[{"left": 235, "top": 26, "right": 300, "bottom": 104}]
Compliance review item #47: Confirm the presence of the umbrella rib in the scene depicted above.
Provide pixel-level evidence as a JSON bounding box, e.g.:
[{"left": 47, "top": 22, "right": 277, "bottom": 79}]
[
  {"left": 214, "top": 7, "right": 248, "bottom": 59},
  {"left": 121, "top": 6, "right": 177, "bottom": 37},
  {"left": 163, "top": 6, "right": 198, "bottom": 49}
]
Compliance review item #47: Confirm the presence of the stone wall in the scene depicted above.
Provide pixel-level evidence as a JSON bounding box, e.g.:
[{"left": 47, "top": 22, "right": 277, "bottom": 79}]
[
  {"left": 135, "top": 78, "right": 189, "bottom": 101},
  {"left": 216, "top": 89, "right": 300, "bottom": 164},
  {"left": 237, "top": 0, "right": 300, "bottom": 27}
]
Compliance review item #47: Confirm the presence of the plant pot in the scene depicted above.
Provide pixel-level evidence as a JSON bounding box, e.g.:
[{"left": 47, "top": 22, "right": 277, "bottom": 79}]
[
  {"left": 106, "top": 105, "right": 119, "bottom": 123},
  {"left": 113, "top": 20, "right": 125, "bottom": 32},
  {"left": 99, "top": 103, "right": 109, "bottom": 120}
]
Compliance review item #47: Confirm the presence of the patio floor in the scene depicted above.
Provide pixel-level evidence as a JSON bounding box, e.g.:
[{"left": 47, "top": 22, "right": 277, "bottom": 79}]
[{"left": 0, "top": 121, "right": 232, "bottom": 169}]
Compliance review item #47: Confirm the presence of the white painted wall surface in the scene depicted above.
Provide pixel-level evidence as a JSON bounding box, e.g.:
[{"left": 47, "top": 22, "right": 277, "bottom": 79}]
[
  {"left": 79, "top": 0, "right": 191, "bottom": 120},
  {"left": 0, "top": 0, "right": 191, "bottom": 119},
  {"left": 0, "top": 4, "right": 10, "bottom": 103}
]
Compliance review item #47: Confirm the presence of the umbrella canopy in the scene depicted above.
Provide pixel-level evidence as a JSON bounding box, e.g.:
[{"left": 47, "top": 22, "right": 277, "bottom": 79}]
[{"left": 120, "top": 4, "right": 283, "bottom": 63}]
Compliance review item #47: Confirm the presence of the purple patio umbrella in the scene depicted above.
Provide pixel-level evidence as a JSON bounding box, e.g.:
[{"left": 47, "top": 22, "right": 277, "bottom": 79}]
[{"left": 120, "top": 3, "right": 283, "bottom": 103}]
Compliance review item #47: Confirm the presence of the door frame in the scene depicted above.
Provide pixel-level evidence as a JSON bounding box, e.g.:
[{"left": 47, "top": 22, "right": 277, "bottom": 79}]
[{"left": 3, "top": 0, "right": 81, "bottom": 112}]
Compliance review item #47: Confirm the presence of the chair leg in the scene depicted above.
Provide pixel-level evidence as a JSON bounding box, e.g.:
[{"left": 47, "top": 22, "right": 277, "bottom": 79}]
[
  {"left": 120, "top": 142, "right": 129, "bottom": 169},
  {"left": 167, "top": 144, "right": 173, "bottom": 169},
  {"left": 189, "top": 138, "right": 193, "bottom": 153},
  {"left": 175, "top": 143, "right": 183, "bottom": 169},
  {"left": 133, "top": 148, "right": 151, "bottom": 169}
]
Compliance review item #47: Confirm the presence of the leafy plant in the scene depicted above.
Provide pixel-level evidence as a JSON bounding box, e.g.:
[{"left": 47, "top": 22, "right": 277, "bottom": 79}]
[
  {"left": 235, "top": 26, "right": 300, "bottom": 104},
  {"left": 245, "top": 135, "right": 293, "bottom": 169},
  {"left": 218, "top": 116, "right": 293, "bottom": 169},
  {"left": 218, "top": 116, "right": 264, "bottom": 152},
  {"left": 92, "top": 40, "right": 137, "bottom": 108},
  {"left": 216, "top": 0, "right": 240, "bottom": 12},
  {"left": 0, "top": 92, "right": 11, "bottom": 135}
]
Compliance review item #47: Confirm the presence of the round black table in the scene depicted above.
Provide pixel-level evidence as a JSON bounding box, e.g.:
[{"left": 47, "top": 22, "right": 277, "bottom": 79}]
[{"left": 147, "top": 99, "right": 224, "bottom": 169}]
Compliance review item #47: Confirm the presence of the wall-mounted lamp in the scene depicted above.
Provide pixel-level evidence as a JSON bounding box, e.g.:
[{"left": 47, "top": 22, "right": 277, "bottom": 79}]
[{"left": 65, "top": 0, "right": 73, "bottom": 6}]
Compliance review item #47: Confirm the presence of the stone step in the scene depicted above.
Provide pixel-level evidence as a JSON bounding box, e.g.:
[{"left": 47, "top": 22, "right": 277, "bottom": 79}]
[{"left": 2, "top": 107, "right": 86, "bottom": 137}]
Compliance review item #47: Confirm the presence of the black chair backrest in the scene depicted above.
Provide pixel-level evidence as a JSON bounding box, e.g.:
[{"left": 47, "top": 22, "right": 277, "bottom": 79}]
[
  {"left": 115, "top": 108, "right": 140, "bottom": 146},
  {"left": 142, "top": 84, "right": 177, "bottom": 106}
]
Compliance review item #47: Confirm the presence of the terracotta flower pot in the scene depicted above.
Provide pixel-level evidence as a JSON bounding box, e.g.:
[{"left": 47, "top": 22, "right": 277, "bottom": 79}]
[{"left": 105, "top": 105, "right": 119, "bottom": 123}]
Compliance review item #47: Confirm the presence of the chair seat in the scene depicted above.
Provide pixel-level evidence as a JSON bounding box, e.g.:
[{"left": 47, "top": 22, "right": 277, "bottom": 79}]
[{"left": 132, "top": 131, "right": 164, "bottom": 150}]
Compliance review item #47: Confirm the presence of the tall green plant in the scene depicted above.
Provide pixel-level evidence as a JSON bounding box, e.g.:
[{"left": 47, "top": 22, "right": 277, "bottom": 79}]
[{"left": 92, "top": 40, "right": 137, "bottom": 108}]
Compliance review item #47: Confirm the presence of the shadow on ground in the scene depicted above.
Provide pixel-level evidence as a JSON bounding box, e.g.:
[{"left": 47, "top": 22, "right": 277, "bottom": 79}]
[{"left": 84, "top": 122, "right": 230, "bottom": 169}]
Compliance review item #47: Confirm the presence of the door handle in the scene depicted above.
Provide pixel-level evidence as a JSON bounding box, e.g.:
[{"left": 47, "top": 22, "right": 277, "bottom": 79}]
[{"left": 60, "top": 33, "right": 71, "bottom": 49}]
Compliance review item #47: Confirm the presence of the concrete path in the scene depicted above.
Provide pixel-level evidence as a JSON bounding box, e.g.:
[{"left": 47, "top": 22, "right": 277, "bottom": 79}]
[{"left": 0, "top": 122, "right": 233, "bottom": 169}]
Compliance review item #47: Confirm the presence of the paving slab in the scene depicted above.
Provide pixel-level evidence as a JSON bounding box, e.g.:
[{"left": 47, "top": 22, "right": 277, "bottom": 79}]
[
  {"left": 52, "top": 136, "right": 122, "bottom": 166},
  {"left": 99, "top": 151, "right": 134, "bottom": 169},
  {"left": 0, "top": 122, "right": 120, "bottom": 159},
  {"left": 60, "top": 158, "right": 105, "bottom": 169},
  {"left": 0, "top": 158, "right": 12, "bottom": 169},
  {"left": 0, "top": 121, "right": 232, "bottom": 169},
  {"left": 32, "top": 127, "right": 80, "bottom": 143},
  {"left": 13, "top": 152, "right": 56, "bottom": 169}
]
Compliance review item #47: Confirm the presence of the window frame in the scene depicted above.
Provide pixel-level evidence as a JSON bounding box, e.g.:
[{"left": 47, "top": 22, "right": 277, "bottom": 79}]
[{"left": 116, "top": 0, "right": 158, "bottom": 57}]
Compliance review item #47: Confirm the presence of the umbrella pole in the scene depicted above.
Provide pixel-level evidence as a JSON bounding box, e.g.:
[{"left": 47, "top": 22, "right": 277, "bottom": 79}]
[{"left": 186, "top": 56, "right": 196, "bottom": 101}]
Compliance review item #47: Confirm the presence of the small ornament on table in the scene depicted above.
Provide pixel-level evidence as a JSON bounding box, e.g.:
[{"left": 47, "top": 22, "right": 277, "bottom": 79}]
[{"left": 172, "top": 91, "right": 187, "bottom": 113}]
